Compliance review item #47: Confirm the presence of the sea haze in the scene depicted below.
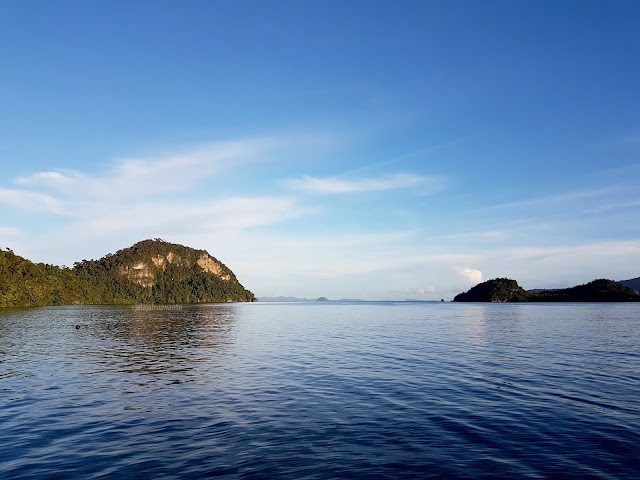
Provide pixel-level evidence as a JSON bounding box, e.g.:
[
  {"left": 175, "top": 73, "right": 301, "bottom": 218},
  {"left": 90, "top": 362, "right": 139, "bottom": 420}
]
[{"left": 1, "top": 302, "right": 639, "bottom": 479}]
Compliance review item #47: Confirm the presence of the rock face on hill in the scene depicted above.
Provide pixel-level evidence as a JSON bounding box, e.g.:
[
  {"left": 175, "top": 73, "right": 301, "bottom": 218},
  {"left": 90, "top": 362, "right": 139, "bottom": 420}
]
[
  {"left": 86, "top": 239, "right": 237, "bottom": 289},
  {"left": 454, "top": 278, "right": 640, "bottom": 303},
  {"left": 0, "top": 239, "right": 255, "bottom": 307},
  {"left": 74, "top": 239, "right": 255, "bottom": 304}
]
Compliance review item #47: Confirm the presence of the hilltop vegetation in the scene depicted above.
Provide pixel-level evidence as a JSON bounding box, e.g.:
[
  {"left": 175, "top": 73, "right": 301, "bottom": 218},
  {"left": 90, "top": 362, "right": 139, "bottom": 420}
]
[
  {"left": 532, "top": 279, "right": 639, "bottom": 302},
  {"left": 454, "top": 278, "right": 640, "bottom": 302},
  {"left": 0, "top": 249, "right": 100, "bottom": 307},
  {"left": 0, "top": 239, "right": 255, "bottom": 307},
  {"left": 453, "top": 278, "right": 530, "bottom": 302}
]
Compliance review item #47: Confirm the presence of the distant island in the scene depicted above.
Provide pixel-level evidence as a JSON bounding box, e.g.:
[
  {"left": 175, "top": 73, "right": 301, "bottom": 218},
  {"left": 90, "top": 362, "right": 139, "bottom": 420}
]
[
  {"left": 257, "top": 296, "right": 366, "bottom": 303},
  {"left": 454, "top": 278, "right": 640, "bottom": 302},
  {"left": 0, "top": 239, "right": 255, "bottom": 307},
  {"left": 257, "top": 296, "right": 315, "bottom": 303}
]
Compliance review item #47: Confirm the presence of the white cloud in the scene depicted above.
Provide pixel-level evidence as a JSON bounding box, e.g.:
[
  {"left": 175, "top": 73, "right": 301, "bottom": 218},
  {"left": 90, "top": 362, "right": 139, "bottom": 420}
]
[
  {"left": 0, "top": 188, "right": 65, "bottom": 214},
  {"left": 286, "top": 173, "right": 445, "bottom": 194},
  {"left": 101, "top": 138, "right": 277, "bottom": 199},
  {"left": 458, "top": 267, "right": 483, "bottom": 285},
  {"left": 3, "top": 136, "right": 295, "bottom": 218},
  {"left": 0, "top": 136, "right": 319, "bottom": 266},
  {"left": 81, "top": 196, "right": 306, "bottom": 236},
  {"left": 16, "top": 171, "right": 80, "bottom": 189},
  {"left": 11, "top": 137, "right": 285, "bottom": 212}
]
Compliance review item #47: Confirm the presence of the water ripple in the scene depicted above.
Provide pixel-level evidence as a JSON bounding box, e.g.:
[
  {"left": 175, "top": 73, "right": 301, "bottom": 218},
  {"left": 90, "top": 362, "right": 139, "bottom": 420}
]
[{"left": 0, "top": 303, "right": 639, "bottom": 479}]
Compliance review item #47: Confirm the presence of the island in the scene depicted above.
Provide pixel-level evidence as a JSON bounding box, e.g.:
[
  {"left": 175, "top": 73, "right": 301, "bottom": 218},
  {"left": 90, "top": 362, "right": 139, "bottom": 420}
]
[
  {"left": 453, "top": 278, "right": 640, "bottom": 302},
  {"left": 0, "top": 239, "right": 256, "bottom": 307}
]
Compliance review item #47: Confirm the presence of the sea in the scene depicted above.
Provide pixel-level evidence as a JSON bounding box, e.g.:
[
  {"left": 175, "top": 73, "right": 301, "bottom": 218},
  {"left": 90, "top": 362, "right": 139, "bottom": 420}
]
[{"left": 0, "top": 302, "right": 638, "bottom": 479}]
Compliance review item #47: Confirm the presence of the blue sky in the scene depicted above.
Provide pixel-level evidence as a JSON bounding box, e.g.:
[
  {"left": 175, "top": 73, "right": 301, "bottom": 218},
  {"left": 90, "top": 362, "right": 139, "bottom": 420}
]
[{"left": 1, "top": 0, "right": 639, "bottom": 300}]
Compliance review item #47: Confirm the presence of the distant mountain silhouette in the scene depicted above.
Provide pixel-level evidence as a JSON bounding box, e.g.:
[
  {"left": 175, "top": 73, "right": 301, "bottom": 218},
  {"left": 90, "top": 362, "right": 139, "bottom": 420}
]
[
  {"left": 257, "top": 296, "right": 313, "bottom": 302},
  {"left": 619, "top": 277, "right": 640, "bottom": 293}
]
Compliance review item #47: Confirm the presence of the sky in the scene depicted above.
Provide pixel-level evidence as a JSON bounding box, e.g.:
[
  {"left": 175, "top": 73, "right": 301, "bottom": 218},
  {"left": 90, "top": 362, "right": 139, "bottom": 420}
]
[{"left": 1, "top": 0, "right": 639, "bottom": 300}]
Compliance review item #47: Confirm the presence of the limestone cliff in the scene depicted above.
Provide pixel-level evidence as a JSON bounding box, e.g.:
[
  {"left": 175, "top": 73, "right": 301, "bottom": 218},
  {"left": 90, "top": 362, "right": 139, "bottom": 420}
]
[{"left": 114, "top": 242, "right": 234, "bottom": 288}]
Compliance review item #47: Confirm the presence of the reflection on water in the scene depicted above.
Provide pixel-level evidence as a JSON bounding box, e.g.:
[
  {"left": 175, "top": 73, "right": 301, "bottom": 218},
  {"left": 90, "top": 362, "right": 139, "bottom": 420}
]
[
  {"left": 86, "top": 305, "right": 238, "bottom": 384},
  {"left": 0, "top": 304, "right": 240, "bottom": 415},
  {"left": 461, "top": 304, "right": 527, "bottom": 347},
  {"left": 463, "top": 304, "right": 487, "bottom": 345}
]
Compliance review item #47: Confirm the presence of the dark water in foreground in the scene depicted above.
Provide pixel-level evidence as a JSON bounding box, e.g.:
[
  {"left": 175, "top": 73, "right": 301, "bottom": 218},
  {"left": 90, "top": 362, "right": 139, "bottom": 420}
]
[{"left": 0, "top": 302, "right": 638, "bottom": 479}]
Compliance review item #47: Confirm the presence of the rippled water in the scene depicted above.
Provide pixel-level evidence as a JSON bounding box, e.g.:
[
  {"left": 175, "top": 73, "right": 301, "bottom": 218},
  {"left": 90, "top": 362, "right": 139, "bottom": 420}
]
[{"left": 1, "top": 302, "right": 639, "bottom": 479}]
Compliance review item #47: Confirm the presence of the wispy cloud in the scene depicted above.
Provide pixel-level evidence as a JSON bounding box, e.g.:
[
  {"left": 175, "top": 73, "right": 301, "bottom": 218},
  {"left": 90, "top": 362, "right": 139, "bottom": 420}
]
[
  {"left": 14, "top": 137, "right": 280, "bottom": 205},
  {"left": 1, "top": 136, "right": 315, "bottom": 252},
  {"left": 286, "top": 173, "right": 445, "bottom": 194},
  {"left": 82, "top": 196, "right": 306, "bottom": 236},
  {"left": 478, "top": 187, "right": 620, "bottom": 212},
  {"left": 0, "top": 188, "right": 65, "bottom": 214},
  {"left": 16, "top": 171, "right": 80, "bottom": 189},
  {"left": 583, "top": 199, "right": 640, "bottom": 214}
]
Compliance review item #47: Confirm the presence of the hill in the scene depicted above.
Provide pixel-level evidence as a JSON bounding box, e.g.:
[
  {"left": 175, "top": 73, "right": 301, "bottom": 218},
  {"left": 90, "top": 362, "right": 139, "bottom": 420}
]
[
  {"left": 453, "top": 278, "right": 530, "bottom": 302},
  {"left": 454, "top": 278, "right": 640, "bottom": 303},
  {"left": 0, "top": 239, "right": 255, "bottom": 307},
  {"left": 535, "top": 279, "right": 639, "bottom": 302},
  {"left": 619, "top": 277, "right": 640, "bottom": 293}
]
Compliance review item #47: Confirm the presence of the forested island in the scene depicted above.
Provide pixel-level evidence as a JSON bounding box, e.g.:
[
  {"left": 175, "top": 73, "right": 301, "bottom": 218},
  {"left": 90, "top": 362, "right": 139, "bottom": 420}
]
[
  {"left": 0, "top": 239, "right": 256, "bottom": 307},
  {"left": 454, "top": 278, "right": 640, "bottom": 302}
]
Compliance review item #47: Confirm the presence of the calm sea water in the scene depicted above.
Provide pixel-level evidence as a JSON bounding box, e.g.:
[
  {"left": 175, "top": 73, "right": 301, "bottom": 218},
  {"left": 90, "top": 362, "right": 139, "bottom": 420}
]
[{"left": 0, "top": 302, "right": 638, "bottom": 479}]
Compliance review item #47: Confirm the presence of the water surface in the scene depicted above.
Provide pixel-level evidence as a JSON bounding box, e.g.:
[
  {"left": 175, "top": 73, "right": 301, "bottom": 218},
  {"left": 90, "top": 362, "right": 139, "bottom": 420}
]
[{"left": 1, "top": 302, "right": 639, "bottom": 479}]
